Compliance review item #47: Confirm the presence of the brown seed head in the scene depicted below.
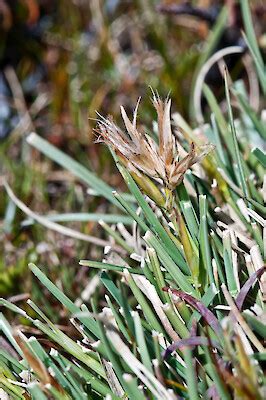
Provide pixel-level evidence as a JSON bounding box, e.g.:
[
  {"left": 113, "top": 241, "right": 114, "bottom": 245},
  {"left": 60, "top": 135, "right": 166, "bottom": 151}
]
[{"left": 96, "top": 95, "right": 214, "bottom": 190}]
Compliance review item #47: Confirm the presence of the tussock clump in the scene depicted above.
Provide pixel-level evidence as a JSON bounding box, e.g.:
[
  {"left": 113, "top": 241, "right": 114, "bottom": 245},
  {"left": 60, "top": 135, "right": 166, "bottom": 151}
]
[{"left": 1, "top": 2, "right": 265, "bottom": 399}]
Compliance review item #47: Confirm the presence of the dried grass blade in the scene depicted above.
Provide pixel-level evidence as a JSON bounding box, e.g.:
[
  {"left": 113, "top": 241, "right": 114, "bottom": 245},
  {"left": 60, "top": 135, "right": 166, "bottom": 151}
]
[
  {"left": 163, "top": 288, "right": 222, "bottom": 336},
  {"left": 235, "top": 266, "right": 265, "bottom": 310},
  {"left": 163, "top": 336, "right": 221, "bottom": 359}
]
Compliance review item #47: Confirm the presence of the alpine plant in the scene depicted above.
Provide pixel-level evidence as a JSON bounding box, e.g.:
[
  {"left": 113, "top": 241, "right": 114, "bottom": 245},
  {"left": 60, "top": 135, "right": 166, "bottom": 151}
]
[{"left": 0, "top": 4, "right": 265, "bottom": 398}]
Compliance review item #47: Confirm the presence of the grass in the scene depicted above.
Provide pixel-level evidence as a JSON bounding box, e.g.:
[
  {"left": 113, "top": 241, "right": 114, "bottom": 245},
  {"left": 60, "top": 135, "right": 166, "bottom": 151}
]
[
  {"left": 1, "top": 0, "right": 210, "bottom": 300},
  {"left": 0, "top": 2, "right": 265, "bottom": 399}
]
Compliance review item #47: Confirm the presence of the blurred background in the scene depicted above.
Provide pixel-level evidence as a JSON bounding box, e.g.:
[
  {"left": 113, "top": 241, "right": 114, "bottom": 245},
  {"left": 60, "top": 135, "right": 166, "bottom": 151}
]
[{"left": 0, "top": 0, "right": 265, "bottom": 318}]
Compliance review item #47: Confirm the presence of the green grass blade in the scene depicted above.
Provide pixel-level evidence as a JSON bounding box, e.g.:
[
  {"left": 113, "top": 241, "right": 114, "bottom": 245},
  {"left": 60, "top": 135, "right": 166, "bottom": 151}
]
[
  {"left": 240, "top": 0, "right": 264, "bottom": 65},
  {"left": 125, "top": 270, "right": 163, "bottom": 333},
  {"left": 234, "top": 90, "right": 266, "bottom": 140},
  {"left": 100, "top": 272, "right": 124, "bottom": 308},
  {"left": 144, "top": 231, "right": 197, "bottom": 296},
  {"left": 28, "top": 383, "right": 48, "bottom": 400},
  {"left": 0, "top": 313, "right": 24, "bottom": 357},
  {"left": 240, "top": 0, "right": 265, "bottom": 94},
  {"left": 22, "top": 213, "right": 133, "bottom": 226},
  {"left": 117, "top": 163, "right": 188, "bottom": 274},
  {"left": 183, "top": 347, "right": 200, "bottom": 400},
  {"left": 188, "top": 283, "right": 219, "bottom": 328},
  {"left": 27, "top": 132, "right": 121, "bottom": 208},
  {"left": 242, "top": 32, "right": 266, "bottom": 95},
  {"left": 203, "top": 84, "right": 234, "bottom": 155},
  {"left": 223, "top": 232, "right": 238, "bottom": 297},
  {"left": 252, "top": 148, "right": 266, "bottom": 168},
  {"left": 133, "top": 311, "right": 153, "bottom": 373},
  {"left": 199, "top": 195, "right": 214, "bottom": 286},
  {"left": 29, "top": 263, "right": 100, "bottom": 338},
  {"left": 99, "top": 220, "right": 134, "bottom": 253},
  {"left": 224, "top": 69, "right": 249, "bottom": 199},
  {"left": 243, "top": 312, "right": 266, "bottom": 338},
  {"left": 80, "top": 260, "right": 144, "bottom": 275}
]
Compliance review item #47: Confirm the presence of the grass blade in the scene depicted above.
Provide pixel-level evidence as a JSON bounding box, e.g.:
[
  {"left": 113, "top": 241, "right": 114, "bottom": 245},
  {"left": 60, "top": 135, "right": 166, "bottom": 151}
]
[{"left": 27, "top": 132, "right": 121, "bottom": 208}]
